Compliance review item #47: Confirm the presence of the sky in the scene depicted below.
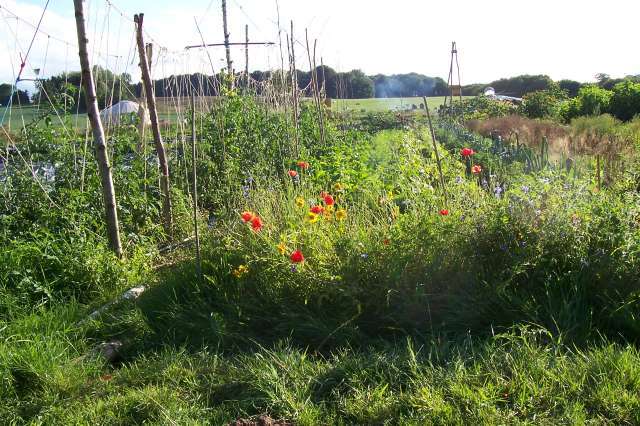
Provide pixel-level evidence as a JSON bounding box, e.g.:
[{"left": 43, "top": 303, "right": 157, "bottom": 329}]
[{"left": 1, "top": 0, "right": 639, "bottom": 92}]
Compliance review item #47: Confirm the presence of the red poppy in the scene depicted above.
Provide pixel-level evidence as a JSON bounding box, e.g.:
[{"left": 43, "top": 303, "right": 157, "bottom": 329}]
[
  {"left": 323, "top": 194, "right": 335, "bottom": 206},
  {"left": 288, "top": 170, "right": 298, "bottom": 177},
  {"left": 439, "top": 209, "right": 449, "bottom": 216},
  {"left": 250, "top": 216, "right": 263, "bottom": 232},
  {"left": 471, "top": 165, "right": 482, "bottom": 174},
  {"left": 297, "top": 161, "right": 310, "bottom": 169},
  {"left": 310, "top": 205, "right": 324, "bottom": 214},
  {"left": 290, "top": 249, "right": 305, "bottom": 263},
  {"left": 241, "top": 211, "right": 254, "bottom": 222},
  {"left": 461, "top": 147, "right": 475, "bottom": 157}
]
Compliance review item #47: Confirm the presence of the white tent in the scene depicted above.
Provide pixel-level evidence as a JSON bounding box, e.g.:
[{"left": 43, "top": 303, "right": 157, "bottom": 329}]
[{"left": 100, "top": 100, "right": 150, "bottom": 127}]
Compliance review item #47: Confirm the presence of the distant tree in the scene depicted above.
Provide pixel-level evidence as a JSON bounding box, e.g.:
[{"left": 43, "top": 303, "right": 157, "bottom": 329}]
[
  {"left": 558, "top": 79, "right": 583, "bottom": 98},
  {"left": 315, "top": 65, "right": 338, "bottom": 98},
  {"left": 342, "top": 70, "right": 374, "bottom": 98},
  {"left": 609, "top": 79, "right": 640, "bottom": 121},
  {"left": 461, "top": 83, "right": 486, "bottom": 96},
  {"left": 490, "top": 74, "right": 555, "bottom": 97},
  {"left": 0, "top": 83, "right": 31, "bottom": 106},
  {"left": 433, "top": 77, "right": 448, "bottom": 96},
  {"left": 372, "top": 73, "right": 445, "bottom": 98},
  {"left": 35, "top": 67, "right": 133, "bottom": 112}
]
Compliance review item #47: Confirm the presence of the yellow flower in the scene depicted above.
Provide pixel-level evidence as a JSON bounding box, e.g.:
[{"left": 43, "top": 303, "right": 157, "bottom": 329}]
[
  {"left": 323, "top": 209, "right": 333, "bottom": 221},
  {"left": 295, "top": 196, "right": 305, "bottom": 208},
  {"left": 333, "top": 182, "right": 345, "bottom": 191},
  {"left": 305, "top": 211, "right": 320, "bottom": 224},
  {"left": 325, "top": 204, "right": 334, "bottom": 212},
  {"left": 232, "top": 264, "right": 249, "bottom": 278},
  {"left": 277, "top": 242, "right": 287, "bottom": 255},
  {"left": 335, "top": 208, "right": 347, "bottom": 221}
]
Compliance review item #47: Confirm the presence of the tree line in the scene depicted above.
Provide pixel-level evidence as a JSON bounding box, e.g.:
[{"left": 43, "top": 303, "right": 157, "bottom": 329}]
[
  {"left": 5, "top": 66, "right": 640, "bottom": 113},
  {"left": 4, "top": 65, "right": 450, "bottom": 111}
]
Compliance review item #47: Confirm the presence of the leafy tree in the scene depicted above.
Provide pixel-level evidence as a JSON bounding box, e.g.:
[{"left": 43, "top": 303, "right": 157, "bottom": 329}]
[
  {"left": 519, "top": 85, "right": 567, "bottom": 119},
  {"left": 609, "top": 79, "right": 640, "bottom": 121},
  {"left": 558, "top": 79, "right": 583, "bottom": 98},
  {"left": 372, "top": 73, "right": 446, "bottom": 98},
  {"left": 315, "top": 65, "right": 338, "bottom": 98},
  {"left": 561, "top": 85, "right": 613, "bottom": 122},
  {"left": 342, "top": 70, "right": 374, "bottom": 98},
  {"left": 0, "top": 83, "right": 30, "bottom": 106},
  {"left": 35, "top": 67, "right": 133, "bottom": 112},
  {"left": 490, "top": 74, "right": 555, "bottom": 97}
]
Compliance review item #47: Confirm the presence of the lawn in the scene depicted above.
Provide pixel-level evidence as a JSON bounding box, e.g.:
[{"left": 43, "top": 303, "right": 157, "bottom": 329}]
[{"left": 332, "top": 96, "right": 471, "bottom": 113}]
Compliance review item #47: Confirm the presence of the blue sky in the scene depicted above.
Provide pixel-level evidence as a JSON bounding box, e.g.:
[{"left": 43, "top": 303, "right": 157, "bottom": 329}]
[{"left": 2, "top": 0, "right": 639, "bottom": 90}]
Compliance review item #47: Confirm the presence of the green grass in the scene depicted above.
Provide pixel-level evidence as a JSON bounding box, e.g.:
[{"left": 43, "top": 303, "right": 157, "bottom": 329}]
[
  {"left": 3, "top": 299, "right": 640, "bottom": 424},
  {"left": 332, "top": 96, "right": 471, "bottom": 113}
]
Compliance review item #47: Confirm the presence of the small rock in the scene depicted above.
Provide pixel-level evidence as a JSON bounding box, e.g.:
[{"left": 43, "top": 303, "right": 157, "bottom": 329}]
[{"left": 94, "top": 340, "right": 123, "bottom": 363}]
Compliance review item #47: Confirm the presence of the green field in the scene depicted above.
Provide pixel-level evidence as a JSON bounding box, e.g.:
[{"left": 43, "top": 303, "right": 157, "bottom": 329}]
[{"left": 332, "top": 96, "right": 471, "bottom": 113}]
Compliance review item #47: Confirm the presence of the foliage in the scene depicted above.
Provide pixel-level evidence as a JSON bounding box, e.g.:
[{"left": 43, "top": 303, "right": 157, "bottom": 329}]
[
  {"left": 519, "top": 85, "right": 567, "bottom": 119},
  {"left": 442, "top": 96, "right": 518, "bottom": 120},
  {"left": 473, "top": 74, "right": 556, "bottom": 98},
  {"left": 560, "top": 85, "right": 613, "bottom": 122},
  {"left": 0, "top": 83, "right": 31, "bottom": 106},
  {"left": 34, "top": 66, "right": 133, "bottom": 112},
  {"left": 609, "top": 79, "right": 640, "bottom": 121},
  {"left": 558, "top": 79, "right": 583, "bottom": 97}
]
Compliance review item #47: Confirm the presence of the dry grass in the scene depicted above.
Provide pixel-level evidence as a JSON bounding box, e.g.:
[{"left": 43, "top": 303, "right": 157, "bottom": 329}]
[{"left": 466, "top": 115, "right": 569, "bottom": 154}]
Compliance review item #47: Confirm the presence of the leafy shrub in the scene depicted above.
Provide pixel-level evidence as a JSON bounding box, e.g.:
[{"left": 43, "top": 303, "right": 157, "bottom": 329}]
[{"left": 610, "top": 79, "right": 640, "bottom": 121}]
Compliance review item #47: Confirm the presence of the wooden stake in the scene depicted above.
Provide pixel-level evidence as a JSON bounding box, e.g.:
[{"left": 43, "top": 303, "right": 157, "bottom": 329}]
[
  {"left": 191, "top": 93, "right": 202, "bottom": 281},
  {"left": 423, "top": 96, "right": 448, "bottom": 207},
  {"left": 221, "top": 0, "right": 233, "bottom": 88},
  {"left": 135, "top": 14, "right": 173, "bottom": 236},
  {"left": 73, "top": 0, "right": 123, "bottom": 257},
  {"left": 244, "top": 24, "right": 249, "bottom": 88},
  {"left": 305, "top": 30, "right": 325, "bottom": 145}
]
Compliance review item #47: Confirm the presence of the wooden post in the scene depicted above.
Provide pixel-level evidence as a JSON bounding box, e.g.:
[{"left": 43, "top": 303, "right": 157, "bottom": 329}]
[
  {"left": 191, "top": 93, "right": 202, "bottom": 281},
  {"left": 244, "top": 24, "right": 249, "bottom": 88},
  {"left": 423, "top": 96, "right": 448, "bottom": 207},
  {"left": 73, "top": 0, "right": 123, "bottom": 257},
  {"left": 596, "top": 154, "right": 601, "bottom": 190},
  {"left": 134, "top": 13, "right": 173, "bottom": 236},
  {"left": 221, "top": 0, "right": 233, "bottom": 88},
  {"left": 305, "top": 30, "right": 325, "bottom": 145}
]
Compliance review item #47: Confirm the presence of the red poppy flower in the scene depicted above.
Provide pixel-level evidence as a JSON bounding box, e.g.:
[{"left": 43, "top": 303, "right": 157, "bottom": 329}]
[
  {"left": 297, "top": 161, "right": 309, "bottom": 169},
  {"left": 471, "top": 165, "right": 482, "bottom": 174},
  {"left": 461, "top": 147, "right": 475, "bottom": 157},
  {"left": 250, "top": 216, "right": 263, "bottom": 232},
  {"left": 310, "top": 205, "right": 324, "bottom": 214},
  {"left": 439, "top": 209, "right": 449, "bottom": 216},
  {"left": 288, "top": 170, "right": 298, "bottom": 177},
  {"left": 323, "top": 194, "right": 335, "bottom": 206},
  {"left": 290, "top": 249, "right": 305, "bottom": 263},
  {"left": 241, "top": 211, "right": 254, "bottom": 222}
]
